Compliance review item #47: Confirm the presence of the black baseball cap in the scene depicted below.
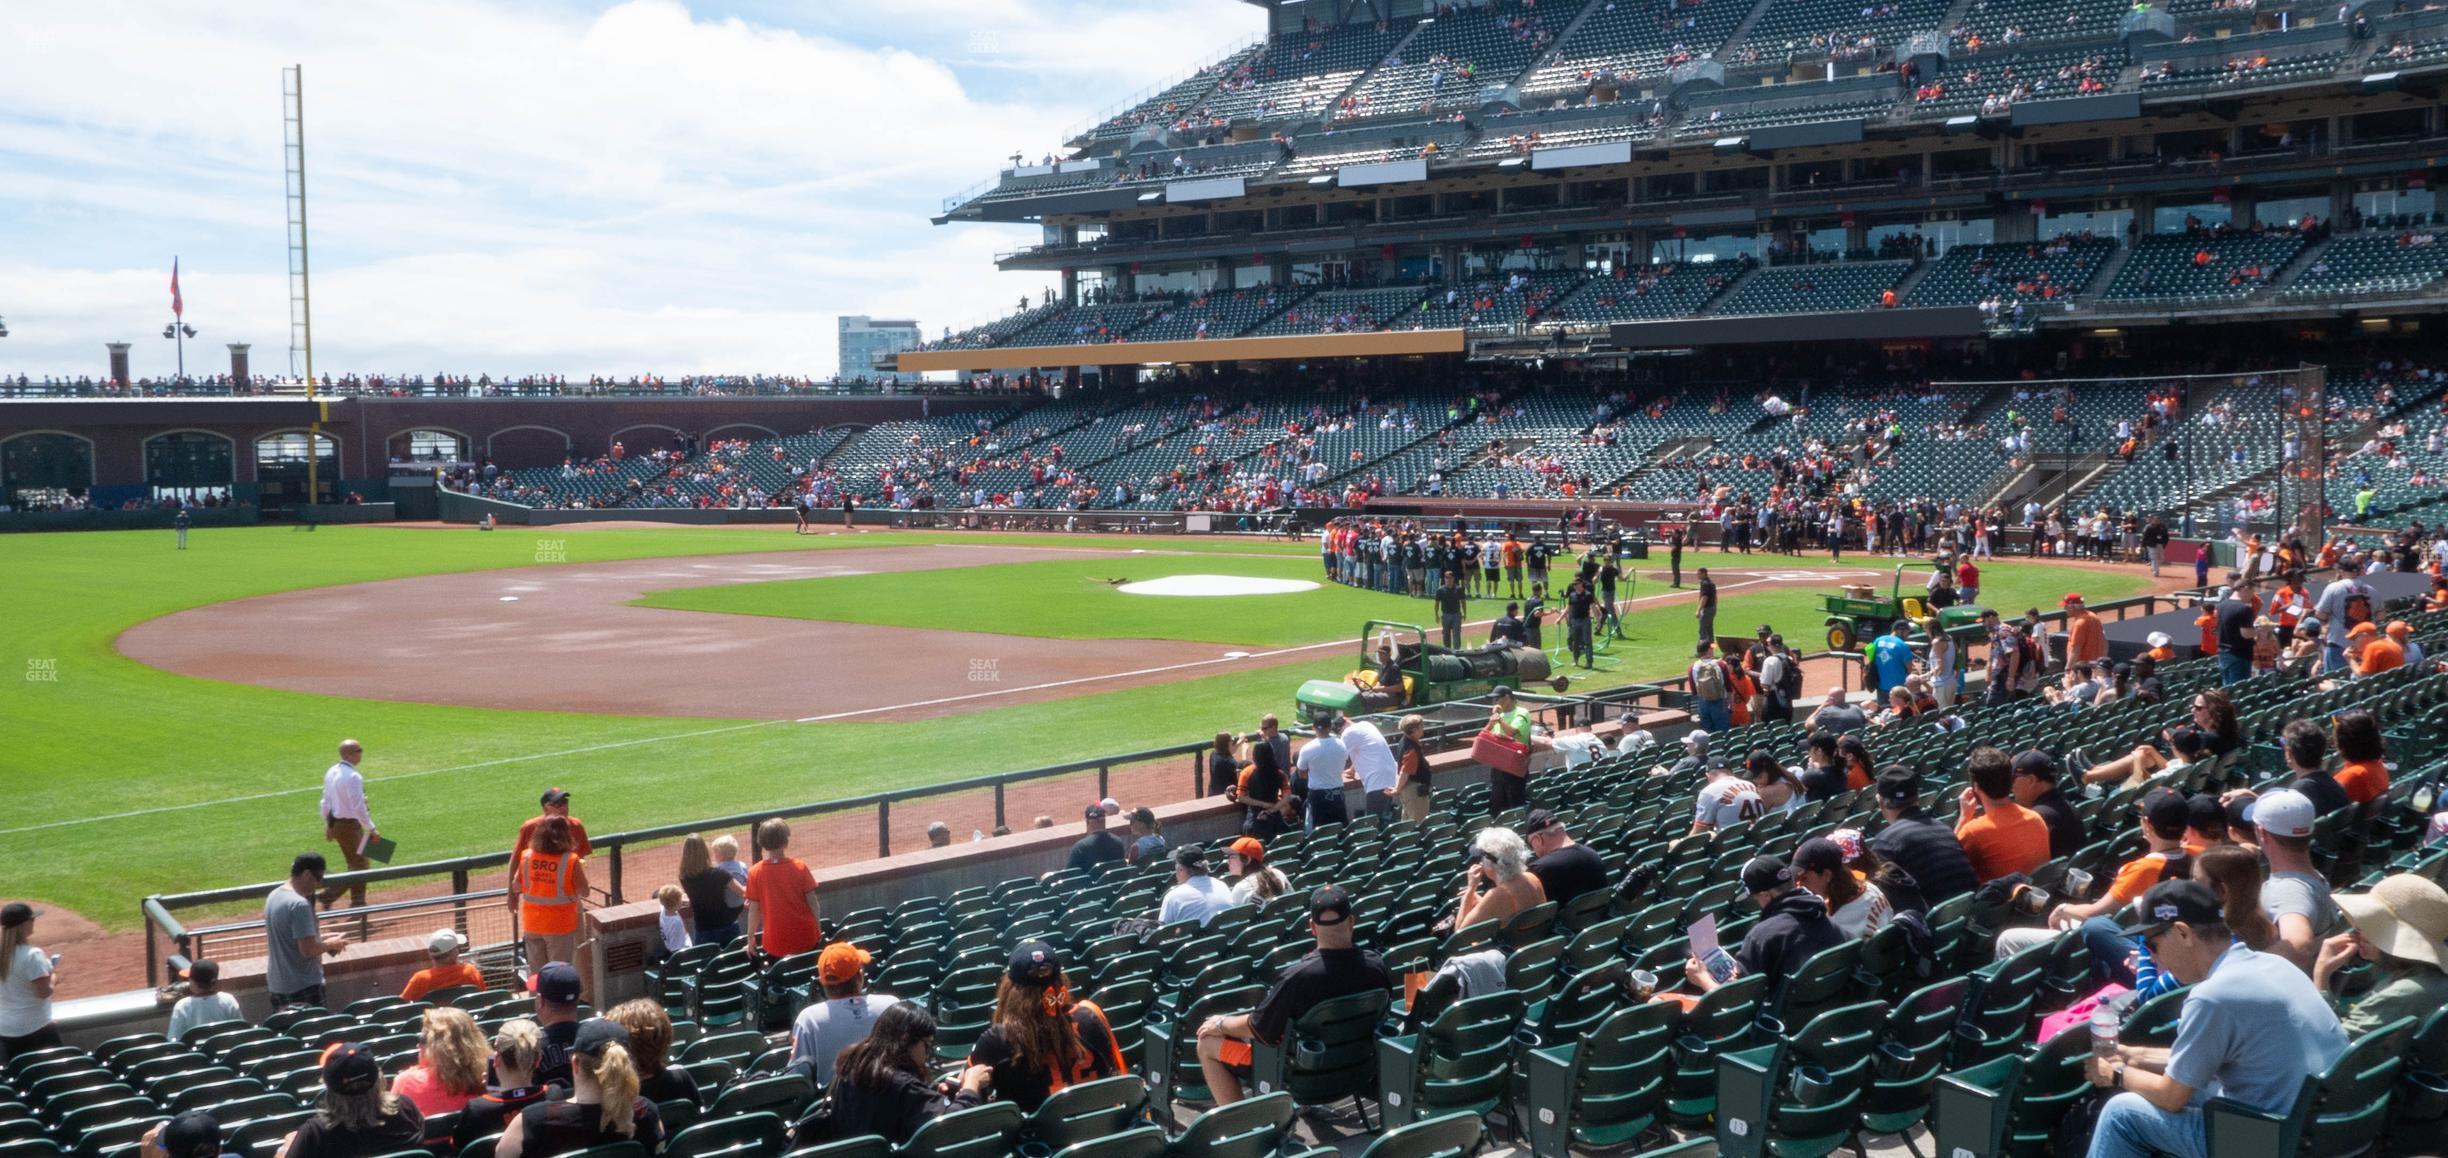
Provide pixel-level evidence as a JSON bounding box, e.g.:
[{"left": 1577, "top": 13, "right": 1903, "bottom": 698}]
[
  {"left": 2186, "top": 794, "right": 2227, "bottom": 835},
  {"left": 1307, "top": 885, "right": 1354, "bottom": 926},
  {"left": 1791, "top": 838, "right": 1845, "bottom": 877},
  {"left": 2142, "top": 788, "right": 2191, "bottom": 839},
  {"left": 0, "top": 903, "right": 36, "bottom": 929},
  {"left": 2120, "top": 880, "right": 2224, "bottom": 938},
  {"left": 1521, "top": 809, "right": 1564, "bottom": 836},
  {"left": 1172, "top": 844, "right": 1208, "bottom": 872},
  {"left": 2010, "top": 750, "right": 2058, "bottom": 782},
  {"left": 1876, "top": 767, "right": 1922, "bottom": 805},
  {"left": 540, "top": 787, "right": 571, "bottom": 807},
  {"left": 1007, "top": 940, "right": 1064, "bottom": 986},
  {"left": 160, "top": 1112, "right": 222, "bottom": 1158},
  {"left": 571, "top": 1017, "right": 630, "bottom": 1059},
  {"left": 320, "top": 1042, "right": 380, "bottom": 1094},
  {"left": 1740, "top": 855, "right": 1798, "bottom": 894},
  {"left": 1083, "top": 804, "right": 1106, "bottom": 823},
  {"left": 536, "top": 961, "right": 582, "bottom": 1004}
]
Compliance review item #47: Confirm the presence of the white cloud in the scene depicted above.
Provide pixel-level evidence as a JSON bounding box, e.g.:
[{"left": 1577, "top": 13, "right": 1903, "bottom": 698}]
[{"left": 0, "top": 0, "right": 1258, "bottom": 379}]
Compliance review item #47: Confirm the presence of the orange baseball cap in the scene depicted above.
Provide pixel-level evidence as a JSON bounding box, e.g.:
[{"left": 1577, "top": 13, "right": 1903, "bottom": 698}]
[
  {"left": 2060, "top": 593, "right": 2084, "bottom": 606},
  {"left": 2387, "top": 620, "right": 2412, "bottom": 638},
  {"left": 2349, "top": 622, "right": 2381, "bottom": 638},
  {"left": 1227, "top": 837, "right": 1265, "bottom": 862},
  {"left": 816, "top": 942, "right": 872, "bottom": 986}
]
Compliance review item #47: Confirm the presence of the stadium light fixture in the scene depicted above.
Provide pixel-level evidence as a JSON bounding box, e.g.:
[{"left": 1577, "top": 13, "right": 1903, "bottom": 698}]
[{"left": 1306, "top": 174, "right": 1333, "bottom": 186}]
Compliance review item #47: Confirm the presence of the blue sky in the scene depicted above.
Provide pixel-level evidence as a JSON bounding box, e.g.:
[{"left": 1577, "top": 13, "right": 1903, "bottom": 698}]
[{"left": 0, "top": 0, "right": 1261, "bottom": 380}]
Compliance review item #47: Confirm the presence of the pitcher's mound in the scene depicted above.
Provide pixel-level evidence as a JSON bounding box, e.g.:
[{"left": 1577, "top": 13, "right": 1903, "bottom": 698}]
[{"left": 1117, "top": 575, "right": 1322, "bottom": 597}]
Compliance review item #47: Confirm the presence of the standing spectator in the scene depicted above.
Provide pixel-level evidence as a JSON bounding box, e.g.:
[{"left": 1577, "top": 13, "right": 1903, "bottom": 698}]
[
  {"left": 1522, "top": 810, "right": 1608, "bottom": 909},
  {"left": 1433, "top": 571, "right": 1467, "bottom": 649},
  {"left": 1205, "top": 732, "right": 1239, "bottom": 798},
  {"left": 506, "top": 789, "right": 591, "bottom": 914},
  {"left": 402, "top": 929, "right": 485, "bottom": 1002},
  {"left": 1124, "top": 807, "right": 1169, "bottom": 864},
  {"left": 712, "top": 835, "right": 749, "bottom": 895},
  {"left": 2062, "top": 594, "right": 2107, "bottom": 669},
  {"left": 606, "top": 999, "right": 697, "bottom": 1106},
  {"left": 1869, "top": 620, "right": 1912, "bottom": 698},
  {"left": 0, "top": 904, "right": 58, "bottom": 1062},
  {"left": 966, "top": 942, "right": 1126, "bottom": 1112},
  {"left": 1953, "top": 747, "right": 2053, "bottom": 884},
  {"left": 1981, "top": 610, "right": 2023, "bottom": 707},
  {"left": 1484, "top": 687, "right": 1534, "bottom": 815},
  {"left": 265, "top": 854, "right": 348, "bottom": 1011},
  {"left": 744, "top": 818, "right": 822, "bottom": 960},
  {"left": 654, "top": 887, "right": 690, "bottom": 960},
  {"left": 514, "top": 817, "right": 587, "bottom": 976},
  {"left": 1066, "top": 806, "right": 1126, "bottom": 874},
  {"left": 167, "top": 960, "right": 243, "bottom": 1043},
  {"left": 2215, "top": 585, "right": 2258, "bottom": 685},
  {"left": 789, "top": 944, "right": 901, "bottom": 1089},
  {"left": 1225, "top": 838, "right": 1289, "bottom": 905},
  {"left": 392, "top": 1007, "right": 490, "bottom": 1119},
  {"left": 455, "top": 1021, "right": 550, "bottom": 1151},
  {"left": 926, "top": 822, "right": 952, "bottom": 848},
  {"left": 1293, "top": 721, "right": 1351, "bottom": 832},
  {"left": 1688, "top": 641, "right": 1732, "bottom": 733},
  {"left": 496, "top": 1020, "right": 664, "bottom": 1158},
  {"left": 1695, "top": 568, "right": 1718, "bottom": 644},
  {"left": 1868, "top": 770, "right": 1977, "bottom": 907},
  {"left": 285, "top": 1045, "right": 425, "bottom": 1158},
  {"left": 318, "top": 739, "right": 375, "bottom": 908},
  {"left": 2080, "top": 881, "right": 2347, "bottom": 1158},
  {"left": 1341, "top": 714, "right": 1400, "bottom": 818},
  {"left": 1194, "top": 887, "right": 1392, "bottom": 1105},
  {"left": 1158, "top": 845, "right": 1237, "bottom": 928},
  {"left": 827, "top": 1005, "right": 987, "bottom": 1145},
  {"left": 677, "top": 834, "right": 744, "bottom": 948},
  {"left": 1394, "top": 714, "right": 1433, "bottom": 823}
]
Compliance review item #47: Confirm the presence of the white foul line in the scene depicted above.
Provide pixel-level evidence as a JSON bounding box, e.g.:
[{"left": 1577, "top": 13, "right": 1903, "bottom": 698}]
[{"left": 5, "top": 572, "right": 1784, "bottom": 836}]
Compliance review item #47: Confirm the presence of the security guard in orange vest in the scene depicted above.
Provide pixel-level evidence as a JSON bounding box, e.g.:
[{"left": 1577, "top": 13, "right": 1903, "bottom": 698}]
[{"left": 516, "top": 815, "right": 588, "bottom": 977}]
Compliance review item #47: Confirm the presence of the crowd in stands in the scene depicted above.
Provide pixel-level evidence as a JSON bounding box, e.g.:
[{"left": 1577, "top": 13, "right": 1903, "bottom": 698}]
[{"left": 16, "top": 525, "right": 2448, "bottom": 1158}]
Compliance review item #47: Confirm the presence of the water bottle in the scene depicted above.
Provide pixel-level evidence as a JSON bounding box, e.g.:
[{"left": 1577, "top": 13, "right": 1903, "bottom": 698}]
[{"left": 2090, "top": 1005, "right": 2122, "bottom": 1060}]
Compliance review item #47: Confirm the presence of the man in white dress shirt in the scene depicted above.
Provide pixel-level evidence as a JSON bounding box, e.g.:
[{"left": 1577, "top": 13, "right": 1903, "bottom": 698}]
[{"left": 319, "top": 739, "right": 376, "bottom": 907}]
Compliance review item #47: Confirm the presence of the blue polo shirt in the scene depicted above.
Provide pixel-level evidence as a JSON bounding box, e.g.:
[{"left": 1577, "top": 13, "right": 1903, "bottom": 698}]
[{"left": 2166, "top": 945, "right": 2348, "bottom": 1112}]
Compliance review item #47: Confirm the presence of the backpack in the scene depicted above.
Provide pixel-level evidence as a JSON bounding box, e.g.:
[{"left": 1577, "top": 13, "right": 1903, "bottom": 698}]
[
  {"left": 1691, "top": 658, "right": 1727, "bottom": 702},
  {"left": 1775, "top": 652, "right": 1804, "bottom": 699}
]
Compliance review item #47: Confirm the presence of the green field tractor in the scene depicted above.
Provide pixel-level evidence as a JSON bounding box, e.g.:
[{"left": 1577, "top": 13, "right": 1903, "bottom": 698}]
[
  {"left": 1822, "top": 562, "right": 1987, "bottom": 652},
  {"left": 1295, "top": 620, "right": 1568, "bottom": 720}
]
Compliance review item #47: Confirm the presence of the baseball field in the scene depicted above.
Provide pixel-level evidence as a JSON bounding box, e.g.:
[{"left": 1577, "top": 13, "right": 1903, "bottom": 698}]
[{"left": 0, "top": 524, "right": 2154, "bottom": 934}]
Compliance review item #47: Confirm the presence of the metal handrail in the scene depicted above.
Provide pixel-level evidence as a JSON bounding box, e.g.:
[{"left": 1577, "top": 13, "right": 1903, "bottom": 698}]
[{"left": 140, "top": 736, "right": 1218, "bottom": 984}]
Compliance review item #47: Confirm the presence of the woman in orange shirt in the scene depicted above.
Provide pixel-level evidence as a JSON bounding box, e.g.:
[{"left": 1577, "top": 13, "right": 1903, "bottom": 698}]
[{"left": 2331, "top": 709, "right": 2391, "bottom": 805}]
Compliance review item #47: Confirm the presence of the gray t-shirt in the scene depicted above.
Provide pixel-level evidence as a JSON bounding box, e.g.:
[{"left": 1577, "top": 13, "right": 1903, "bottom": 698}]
[
  {"left": 1814, "top": 703, "right": 1869, "bottom": 735},
  {"left": 2260, "top": 870, "right": 2338, "bottom": 936},
  {"left": 2167, "top": 945, "right": 2349, "bottom": 1113},
  {"left": 263, "top": 885, "right": 322, "bottom": 995},
  {"left": 789, "top": 993, "right": 901, "bottom": 1088}
]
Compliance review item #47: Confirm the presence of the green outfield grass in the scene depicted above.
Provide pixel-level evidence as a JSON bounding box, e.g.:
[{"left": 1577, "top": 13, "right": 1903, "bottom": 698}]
[{"left": 0, "top": 525, "right": 2147, "bottom": 927}]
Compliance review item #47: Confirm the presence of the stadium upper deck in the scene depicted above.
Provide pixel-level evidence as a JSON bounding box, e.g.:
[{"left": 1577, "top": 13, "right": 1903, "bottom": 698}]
[{"left": 915, "top": 0, "right": 2448, "bottom": 369}]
